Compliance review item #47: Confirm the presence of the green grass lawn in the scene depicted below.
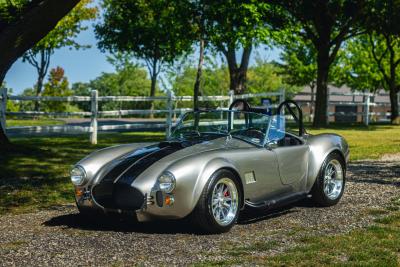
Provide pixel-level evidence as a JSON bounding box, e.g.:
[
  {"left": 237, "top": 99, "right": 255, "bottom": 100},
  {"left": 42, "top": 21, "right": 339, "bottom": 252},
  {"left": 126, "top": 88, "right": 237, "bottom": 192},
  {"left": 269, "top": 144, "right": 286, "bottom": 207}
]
[
  {"left": 7, "top": 119, "right": 66, "bottom": 127},
  {"left": 308, "top": 124, "right": 400, "bottom": 161}
]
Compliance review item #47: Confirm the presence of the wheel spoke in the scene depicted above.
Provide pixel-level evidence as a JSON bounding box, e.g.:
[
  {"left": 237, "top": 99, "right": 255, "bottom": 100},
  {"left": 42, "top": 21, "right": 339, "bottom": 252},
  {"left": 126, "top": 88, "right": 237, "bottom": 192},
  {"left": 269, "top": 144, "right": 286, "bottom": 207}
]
[
  {"left": 218, "top": 184, "right": 224, "bottom": 194},
  {"left": 219, "top": 209, "right": 224, "bottom": 220},
  {"left": 224, "top": 197, "right": 232, "bottom": 202},
  {"left": 212, "top": 198, "right": 219, "bottom": 207},
  {"left": 213, "top": 207, "right": 218, "bottom": 218}
]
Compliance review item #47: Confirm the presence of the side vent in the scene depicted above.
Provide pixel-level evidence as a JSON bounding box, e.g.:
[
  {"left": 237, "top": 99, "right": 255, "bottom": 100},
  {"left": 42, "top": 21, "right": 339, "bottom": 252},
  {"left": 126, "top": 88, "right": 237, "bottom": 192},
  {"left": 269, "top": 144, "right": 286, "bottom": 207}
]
[{"left": 245, "top": 171, "right": 256, "bottom": 184}]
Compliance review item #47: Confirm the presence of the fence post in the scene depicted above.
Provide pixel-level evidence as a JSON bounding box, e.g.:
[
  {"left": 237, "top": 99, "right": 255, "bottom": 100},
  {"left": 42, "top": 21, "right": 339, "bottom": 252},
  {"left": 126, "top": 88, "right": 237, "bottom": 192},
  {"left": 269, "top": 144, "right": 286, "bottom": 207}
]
[
  {"left": 166, "top": 90, "right": 173, "bottom": 138},
  {"left": 90, "top": 90, "right": 98, "bottom": 145},
  {"left": 364, "top": 93, "right": 370, "bottom": 126},
  {"left": 228, "top": 90, "right": 234, "bottom": 107},
  {"left": 279, "top": 88, "right": 285, "bottom": 104},
  {"left": 0, "top": 88, "right": 7, "bottom": 134}
]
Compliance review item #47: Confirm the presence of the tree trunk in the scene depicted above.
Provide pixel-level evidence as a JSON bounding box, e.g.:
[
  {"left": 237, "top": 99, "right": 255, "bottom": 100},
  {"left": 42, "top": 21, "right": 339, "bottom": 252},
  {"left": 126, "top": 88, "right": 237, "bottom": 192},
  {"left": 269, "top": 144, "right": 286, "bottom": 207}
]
[
  {"left": 0, "top": 72, "right": 9, "bottom": 146},
  {"left": 193, "top": 39, "right": 205, "bottom": 111},
  {"left": 149, "top": 58, "right": 158, "bottom": 119},
  {"left": 313, "top": 47, "right": 330, "bottom": 127},
  {"left": 225, "top": 46, "right": 252, "bottom": 95},
  {"left": 0, "top": 127, "right": 9, "bottom": 146},
  {"left": 32, "top": 48, "right": 51, "bottom": 112},
  {"left": 34, "top": 74, "right": 45, "bottom": 112}
]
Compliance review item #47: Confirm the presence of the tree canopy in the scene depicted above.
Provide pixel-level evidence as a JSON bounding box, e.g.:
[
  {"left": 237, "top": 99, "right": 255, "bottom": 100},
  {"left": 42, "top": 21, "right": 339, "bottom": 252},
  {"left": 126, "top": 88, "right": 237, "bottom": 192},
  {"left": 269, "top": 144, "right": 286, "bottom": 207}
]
[
  {"left": 22, "top": 0, "right": 97, "bottom": 111},
  {"left": 95, "top": 0, "right": 194, "bottom": 102},
  {"left": 0, "top": 0, "right": 81, "bottom": 145},
  {"left": 269, "top": 0, "right": 369, "bottom": 126}
]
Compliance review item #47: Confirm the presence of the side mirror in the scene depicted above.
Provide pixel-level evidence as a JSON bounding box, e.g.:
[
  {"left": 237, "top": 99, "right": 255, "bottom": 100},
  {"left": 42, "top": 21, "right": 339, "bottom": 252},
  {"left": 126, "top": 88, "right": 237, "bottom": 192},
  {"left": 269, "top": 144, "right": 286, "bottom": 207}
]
[{"left": 265, "top": 140, "right": 278, "bottom": 150}]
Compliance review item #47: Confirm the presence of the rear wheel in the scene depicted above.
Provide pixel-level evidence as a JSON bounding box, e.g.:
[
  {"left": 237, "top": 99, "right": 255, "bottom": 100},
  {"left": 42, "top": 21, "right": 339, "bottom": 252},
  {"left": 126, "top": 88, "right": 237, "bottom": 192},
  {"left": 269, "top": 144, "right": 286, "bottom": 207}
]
[
  {"left": 190, "top": 169, "right": 241, "bottom": 234},
  {"left": 311, "top": 152, "right": 346, "bottom": 206}
]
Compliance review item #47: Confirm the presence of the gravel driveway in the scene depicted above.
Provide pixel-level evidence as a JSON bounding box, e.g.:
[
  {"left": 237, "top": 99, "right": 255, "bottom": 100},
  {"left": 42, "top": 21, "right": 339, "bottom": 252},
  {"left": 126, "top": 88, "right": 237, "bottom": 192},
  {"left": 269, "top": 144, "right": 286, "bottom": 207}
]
[{"left": 0, "top": 159, "right": 399, "bottom": 266}]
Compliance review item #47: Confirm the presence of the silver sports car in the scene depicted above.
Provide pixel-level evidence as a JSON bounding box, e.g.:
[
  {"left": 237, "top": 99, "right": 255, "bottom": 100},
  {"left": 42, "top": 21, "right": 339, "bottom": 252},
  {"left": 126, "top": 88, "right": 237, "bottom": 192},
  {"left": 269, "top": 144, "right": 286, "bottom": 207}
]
[{"left": 71, "top": 100, "right": 349, "bottom": 233}]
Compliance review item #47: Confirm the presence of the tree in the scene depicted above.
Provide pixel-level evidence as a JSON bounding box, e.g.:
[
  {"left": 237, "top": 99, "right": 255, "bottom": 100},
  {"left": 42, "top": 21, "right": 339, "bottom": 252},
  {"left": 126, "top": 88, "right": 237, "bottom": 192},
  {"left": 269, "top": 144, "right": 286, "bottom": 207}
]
[
  {"left": 170, "top": 62, "right": 229, "bottom": 103},
  {"left": 277, "top": 37, "right": 341, "bottom": 118},
  {"left": 41, "top": 67, "right": 73, "bottom": 112},
  {"left": 247, "top": 57, "right": 288, "bottom": 94},
  {"left": 95, "top": 0, "right": 193, "bottom": 113},
  {"left": 269, "top": 1, "right": 368, "bottom": 126},
  {"left": 335, "top": 36, "right": 383, "bottom": 93},
  {"left": 0, "top": 0, "right": 81, "bottom": 145},
  {"left": 71, "top": 63, "right": 152, "bottom": 112},
  {"left": 362, "top": 0, "right": 400, "bottom": 123},
  {"left": 22, "top": 0, "right": 97, "bottom": 111},
  {"left": 278, "top": 37, "right": 317, "bottom": 93},
  {"left": 204, "top": 1, "right": 271, "bottom": 94},
  {"left": 169, "top": 56, "right": 297, "bottom": 108}
]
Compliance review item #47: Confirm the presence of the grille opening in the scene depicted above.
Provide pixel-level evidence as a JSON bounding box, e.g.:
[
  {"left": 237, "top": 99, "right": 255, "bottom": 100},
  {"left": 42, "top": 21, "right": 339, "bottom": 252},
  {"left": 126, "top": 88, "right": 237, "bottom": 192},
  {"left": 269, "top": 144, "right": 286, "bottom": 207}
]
[{"left": 92, "top": 182, "right": 144, "bottom": 210}]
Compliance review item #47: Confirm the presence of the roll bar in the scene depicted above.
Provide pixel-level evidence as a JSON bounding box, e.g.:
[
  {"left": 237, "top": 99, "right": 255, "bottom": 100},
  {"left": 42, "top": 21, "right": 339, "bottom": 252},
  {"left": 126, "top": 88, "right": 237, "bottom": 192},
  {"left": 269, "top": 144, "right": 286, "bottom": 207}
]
[
  {"left": 228, "top": 99, "right": 305, "bottom": 136},
  {"left": 277, "top": 100, "right": 305, "bottom": 136}
]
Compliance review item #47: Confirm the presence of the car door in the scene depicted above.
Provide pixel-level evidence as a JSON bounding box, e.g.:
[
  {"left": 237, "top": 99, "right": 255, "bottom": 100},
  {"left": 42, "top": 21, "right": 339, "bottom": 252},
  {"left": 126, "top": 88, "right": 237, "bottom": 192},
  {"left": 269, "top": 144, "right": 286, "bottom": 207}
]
[{"left": 273, "top": 143, "right": 309, "bottom": 185}]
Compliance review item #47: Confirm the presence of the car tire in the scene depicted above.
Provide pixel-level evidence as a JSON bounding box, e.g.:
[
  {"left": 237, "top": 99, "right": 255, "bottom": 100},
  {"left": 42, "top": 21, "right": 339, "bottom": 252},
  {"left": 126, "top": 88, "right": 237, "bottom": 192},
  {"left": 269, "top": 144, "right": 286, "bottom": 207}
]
[
  {"left": 190, "top": 169, "right": 241, "bottom": 234},
  {"left": 311, "top": 152, "right": 346, "bottom": 207}
]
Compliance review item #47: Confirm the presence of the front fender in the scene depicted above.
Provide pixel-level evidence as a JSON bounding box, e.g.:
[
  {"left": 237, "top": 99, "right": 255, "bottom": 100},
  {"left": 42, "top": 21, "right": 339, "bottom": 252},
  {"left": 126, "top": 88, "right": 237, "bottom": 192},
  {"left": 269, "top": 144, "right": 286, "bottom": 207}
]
[
  {"left": 192, "top": 157, "right": 240, "bottom": 212},
  {"left": 146, "top": 155, "right": 240, "bottom": 219}
]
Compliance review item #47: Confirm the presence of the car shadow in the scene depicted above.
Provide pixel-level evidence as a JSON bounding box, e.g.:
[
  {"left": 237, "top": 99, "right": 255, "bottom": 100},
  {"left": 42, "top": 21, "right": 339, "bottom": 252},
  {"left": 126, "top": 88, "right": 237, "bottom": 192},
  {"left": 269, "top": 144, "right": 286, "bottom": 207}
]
[
  {"left": 238, "top": 197, "right": 317, "bottom": 225},
  {"left": 43, "top": 198, "right": 318, "bottom": 234},
  {"left": 43, "top": 212, "right": 198, "bottom": 234}
]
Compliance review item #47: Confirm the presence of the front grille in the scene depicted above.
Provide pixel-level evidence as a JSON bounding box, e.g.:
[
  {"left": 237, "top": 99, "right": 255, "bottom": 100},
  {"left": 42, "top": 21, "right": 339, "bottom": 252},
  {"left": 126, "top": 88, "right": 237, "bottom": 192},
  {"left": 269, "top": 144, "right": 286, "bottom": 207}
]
[{"left": 92, "top": 182, "right": 144, "bottom": 210}]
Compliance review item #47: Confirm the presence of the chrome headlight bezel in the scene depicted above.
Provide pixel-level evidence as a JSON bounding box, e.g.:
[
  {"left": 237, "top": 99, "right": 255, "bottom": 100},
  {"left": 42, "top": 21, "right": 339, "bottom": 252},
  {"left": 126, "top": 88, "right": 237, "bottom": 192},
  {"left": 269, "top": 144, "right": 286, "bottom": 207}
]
[
  {"left": 158, "top": 171, "right": 176, "bottom": 193},
  {"left": 70, "top": 165, "right": 87, "bottom": 186}
]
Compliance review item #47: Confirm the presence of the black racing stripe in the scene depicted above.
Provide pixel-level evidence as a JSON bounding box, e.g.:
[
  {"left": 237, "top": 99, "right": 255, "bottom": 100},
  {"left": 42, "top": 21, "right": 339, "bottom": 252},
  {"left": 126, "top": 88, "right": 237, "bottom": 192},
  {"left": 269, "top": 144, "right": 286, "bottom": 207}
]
[
  {"left": 100, "top": 146, "right": 159, "bottom": 183},
  {"left": 116, "top": 145, "right": 183, "bottom": 185}
]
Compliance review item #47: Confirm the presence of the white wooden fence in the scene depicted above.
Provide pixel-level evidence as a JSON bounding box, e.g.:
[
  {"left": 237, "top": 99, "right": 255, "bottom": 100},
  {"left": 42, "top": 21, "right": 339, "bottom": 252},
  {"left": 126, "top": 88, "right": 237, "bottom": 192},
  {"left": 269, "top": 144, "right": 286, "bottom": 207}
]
[
  {"left": 0, "top": 88, "right": 285, "bottom": 144},
  {"left": 295, "top": 90, "right": 399, "bottom": 125},
  {"left": 0, "top": 87, "right": 397, "bottom": 144}
]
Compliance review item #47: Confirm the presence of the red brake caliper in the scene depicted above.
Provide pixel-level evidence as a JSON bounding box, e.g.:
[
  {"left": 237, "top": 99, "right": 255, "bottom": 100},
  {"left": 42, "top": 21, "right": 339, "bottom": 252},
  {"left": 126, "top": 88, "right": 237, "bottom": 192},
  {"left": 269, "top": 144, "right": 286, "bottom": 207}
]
[{"left": 224, "top": 189, "right": 230, "bottom": 197}]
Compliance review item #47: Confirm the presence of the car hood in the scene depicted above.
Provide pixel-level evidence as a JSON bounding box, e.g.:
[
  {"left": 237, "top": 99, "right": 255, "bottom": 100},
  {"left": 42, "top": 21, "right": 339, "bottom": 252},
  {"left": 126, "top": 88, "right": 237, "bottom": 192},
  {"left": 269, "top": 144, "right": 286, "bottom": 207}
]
[{"left": 82, "top": 135, "right": 251, "bottom": 186}]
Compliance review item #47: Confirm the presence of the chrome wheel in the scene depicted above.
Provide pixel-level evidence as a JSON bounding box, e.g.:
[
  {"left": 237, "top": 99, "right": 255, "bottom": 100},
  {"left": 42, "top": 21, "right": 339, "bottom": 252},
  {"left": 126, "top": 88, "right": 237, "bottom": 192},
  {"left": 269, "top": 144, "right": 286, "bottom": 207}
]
[
  {"left": 211, "top": 178, "right": 239, "bottom": 226},
  {"left": 323, "top": 159, "right": 344, "bottom": 200}
]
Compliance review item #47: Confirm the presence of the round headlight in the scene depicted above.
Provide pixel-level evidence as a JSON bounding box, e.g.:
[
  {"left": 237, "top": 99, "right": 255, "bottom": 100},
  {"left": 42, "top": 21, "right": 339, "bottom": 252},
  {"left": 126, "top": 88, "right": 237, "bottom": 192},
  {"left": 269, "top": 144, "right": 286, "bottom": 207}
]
[
  {"left": 158, "top": 172, "right": 176, "bottom": 193},
  {"left": 70, "top": 166, "right": 87, "bottom": 185}
]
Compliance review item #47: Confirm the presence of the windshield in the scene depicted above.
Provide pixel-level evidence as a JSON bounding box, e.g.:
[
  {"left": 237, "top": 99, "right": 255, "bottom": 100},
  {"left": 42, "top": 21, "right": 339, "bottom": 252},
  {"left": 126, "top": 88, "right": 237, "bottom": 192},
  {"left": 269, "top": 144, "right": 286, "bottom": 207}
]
[{"left": 170, "top": 110, "right": 273, "bottom": 146}]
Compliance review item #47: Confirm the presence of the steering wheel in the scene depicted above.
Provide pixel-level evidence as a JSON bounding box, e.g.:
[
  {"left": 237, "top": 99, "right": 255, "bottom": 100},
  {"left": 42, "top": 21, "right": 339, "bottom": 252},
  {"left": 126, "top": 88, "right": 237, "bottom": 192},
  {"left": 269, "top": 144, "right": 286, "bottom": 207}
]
[{"left": 235, "top": 127, "right": 265, "bottom": 140}]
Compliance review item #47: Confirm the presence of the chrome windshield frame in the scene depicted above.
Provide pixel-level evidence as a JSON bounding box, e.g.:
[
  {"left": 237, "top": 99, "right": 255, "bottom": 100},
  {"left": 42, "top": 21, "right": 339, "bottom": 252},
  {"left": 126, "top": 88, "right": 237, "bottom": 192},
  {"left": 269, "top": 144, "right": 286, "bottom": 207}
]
[{"left": 170, "top": 109, "right": 272, "bottom": 146}]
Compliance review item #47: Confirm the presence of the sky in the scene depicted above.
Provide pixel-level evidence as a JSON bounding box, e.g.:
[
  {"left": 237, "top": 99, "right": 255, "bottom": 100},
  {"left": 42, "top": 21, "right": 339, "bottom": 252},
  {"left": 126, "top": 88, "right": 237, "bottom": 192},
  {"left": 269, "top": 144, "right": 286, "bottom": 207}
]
[{"left": 4, "top": 23, "right": 282, "bottom": 94}]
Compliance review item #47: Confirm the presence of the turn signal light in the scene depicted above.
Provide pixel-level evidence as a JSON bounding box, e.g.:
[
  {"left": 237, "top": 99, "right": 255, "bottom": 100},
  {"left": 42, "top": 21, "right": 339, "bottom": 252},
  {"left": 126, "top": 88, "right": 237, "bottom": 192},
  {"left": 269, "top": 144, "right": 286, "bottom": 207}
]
[
  {"left": 165, "top": 195, "right": 174, "bottom": 206},
  {"left": 75, "top": 188, "right": 84, "bottom": 197}
]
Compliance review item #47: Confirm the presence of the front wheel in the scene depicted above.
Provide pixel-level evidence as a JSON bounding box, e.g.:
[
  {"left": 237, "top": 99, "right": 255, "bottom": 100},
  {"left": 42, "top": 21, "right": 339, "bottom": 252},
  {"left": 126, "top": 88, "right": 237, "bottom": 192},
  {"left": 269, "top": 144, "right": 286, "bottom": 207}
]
[
  {"left": 190, "top": 169, "right": 241, "bottom": 234},
  {"left": 311, "top": 152, "right": 346, "bottom": 206}
]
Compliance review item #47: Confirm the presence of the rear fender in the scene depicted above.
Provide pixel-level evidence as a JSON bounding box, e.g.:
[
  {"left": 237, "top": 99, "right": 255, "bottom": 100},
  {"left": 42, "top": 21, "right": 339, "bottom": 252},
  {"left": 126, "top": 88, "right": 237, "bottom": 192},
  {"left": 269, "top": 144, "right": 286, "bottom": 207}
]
[{"left": 306, "top": 134, "right": 349, "bottom": 191}]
